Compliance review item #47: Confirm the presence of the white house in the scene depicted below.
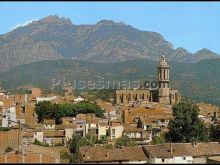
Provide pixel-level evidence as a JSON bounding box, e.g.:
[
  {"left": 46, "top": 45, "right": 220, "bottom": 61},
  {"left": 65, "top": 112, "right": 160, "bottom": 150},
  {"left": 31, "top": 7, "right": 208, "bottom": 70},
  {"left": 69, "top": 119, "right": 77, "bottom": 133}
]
[
  {"left": 142, "top": 143, "right": 193, "bottom": 164},
  {"left": 74, "top": 96, "right": 85, "bottom": 102},
  {"left": 36, "top": 96, "right": 57, "bottom": 104},
  {"left": 43, "top": 119, "right": 56, "bottom": 130},
  {"left": 34, "top": 130, "right": 44, "bottom": 142},
  {"left": 2, "top": 106, "right": 17, "bottom": 127},
  {"left": 109, "top": 124, "right": 124, "bottom": 139}
]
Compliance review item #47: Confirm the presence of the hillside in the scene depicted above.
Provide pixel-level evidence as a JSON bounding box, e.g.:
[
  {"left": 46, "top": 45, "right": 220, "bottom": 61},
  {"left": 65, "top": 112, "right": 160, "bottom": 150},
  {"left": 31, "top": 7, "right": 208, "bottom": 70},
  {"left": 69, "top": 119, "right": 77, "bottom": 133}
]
[
  {"left": 0, "top": 58, "right": 219, "bottom": 106},
  {"left": 0, "top": 15, "right": 219, "bottom": 71}
]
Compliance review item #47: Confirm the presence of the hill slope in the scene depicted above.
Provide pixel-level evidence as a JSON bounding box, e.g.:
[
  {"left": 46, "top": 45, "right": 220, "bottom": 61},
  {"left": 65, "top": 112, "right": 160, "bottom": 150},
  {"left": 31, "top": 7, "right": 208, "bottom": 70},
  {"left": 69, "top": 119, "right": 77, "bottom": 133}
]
[{"left": 0, "top": 59, "right": 219, "bottom": 106}]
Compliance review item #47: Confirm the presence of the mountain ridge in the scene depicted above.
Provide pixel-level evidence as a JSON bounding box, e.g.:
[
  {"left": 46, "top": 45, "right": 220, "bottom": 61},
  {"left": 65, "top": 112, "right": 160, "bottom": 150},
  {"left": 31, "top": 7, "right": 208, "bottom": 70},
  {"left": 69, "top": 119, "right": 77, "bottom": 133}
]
[{"left": 0, "top": 15, "right": 219, "bottom": 71}]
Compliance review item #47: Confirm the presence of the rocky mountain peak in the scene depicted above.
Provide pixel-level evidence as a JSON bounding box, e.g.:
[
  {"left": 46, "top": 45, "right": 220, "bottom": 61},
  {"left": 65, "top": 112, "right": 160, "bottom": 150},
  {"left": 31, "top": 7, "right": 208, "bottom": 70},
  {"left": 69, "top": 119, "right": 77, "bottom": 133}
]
[
  {"left": 37, "top": 15, "right": 73, "bottom": 25},
  {"left": 96, "top": 20, "right": 125, "bottom": 26}
]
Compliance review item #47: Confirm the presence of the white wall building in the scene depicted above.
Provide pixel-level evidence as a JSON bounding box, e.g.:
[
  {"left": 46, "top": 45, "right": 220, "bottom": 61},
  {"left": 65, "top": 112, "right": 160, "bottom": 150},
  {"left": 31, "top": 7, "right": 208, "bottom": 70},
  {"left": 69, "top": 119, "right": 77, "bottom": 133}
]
[
  {"left": 2, "top": 106, "right": 17, "bottom": 127},
  {"left": 36, "top": 96, "right": 57, "bottom": 104},
  {"left": 109, "top": 125, "right": 124, "bottom": 139}
]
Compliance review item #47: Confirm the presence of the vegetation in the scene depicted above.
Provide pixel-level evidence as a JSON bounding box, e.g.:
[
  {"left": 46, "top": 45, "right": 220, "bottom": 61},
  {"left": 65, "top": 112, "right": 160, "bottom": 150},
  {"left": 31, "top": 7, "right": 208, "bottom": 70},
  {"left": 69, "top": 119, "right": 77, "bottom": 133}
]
[
  {"left": 0, "top": 127, "right": 10, "bottom": 131},
  {"left": 33, "top": 139, "right": 49, "bottom": 147},
  {"left": 115, "top": 135, "right": 135, "bottom": 148},
  {"left": 209, "top": 124, "right": 220, "bottom": 142},
  {"left": 166, "top": 99, "right": 209, "bottom": 143},
  {"left": 59, "top": 149, "right": 72, "bottom": 160},
  {"left": 1, "top": 58, "right": 220, "bottom": 106},
  {"left": 35, "top": 101, "right": 104, "bottom": 124},
  {"left": 151, "top": 134, "right": 166, "bottom": 145},
  {"left": 5, "top": 146, "right": 13, "bottom": 153}
]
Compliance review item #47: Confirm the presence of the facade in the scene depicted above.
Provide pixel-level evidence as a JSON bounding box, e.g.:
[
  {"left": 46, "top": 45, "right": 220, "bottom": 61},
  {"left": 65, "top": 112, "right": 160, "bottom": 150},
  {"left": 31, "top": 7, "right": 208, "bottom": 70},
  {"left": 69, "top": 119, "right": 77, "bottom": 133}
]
[
  {"left": 43, "top": 119, "right": 56, "bottom": 130},
  {"left": 116, "top": 56, "right": 181, "bottom": 105},
  {"left": 109, "top": 124, "right": 124, "bottom": 139},
  {"left": 2, "top": 106, "right": 17, "bottom": 127},
  {"left": 143, "top": 142, "right": 220, "bottom": 164}
]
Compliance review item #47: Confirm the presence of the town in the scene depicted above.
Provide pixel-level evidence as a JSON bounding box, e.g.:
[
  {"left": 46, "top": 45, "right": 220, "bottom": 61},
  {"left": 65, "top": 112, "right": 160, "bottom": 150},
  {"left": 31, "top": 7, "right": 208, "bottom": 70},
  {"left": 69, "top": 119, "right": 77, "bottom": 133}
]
[{"left": 0, "top": 56, "right": 220, "bottom": 164}]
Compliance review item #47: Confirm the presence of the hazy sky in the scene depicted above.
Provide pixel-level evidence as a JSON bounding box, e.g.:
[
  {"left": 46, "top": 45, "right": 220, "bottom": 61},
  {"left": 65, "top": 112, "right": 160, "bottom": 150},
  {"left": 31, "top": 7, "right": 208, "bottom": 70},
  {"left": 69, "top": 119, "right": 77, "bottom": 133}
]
[{"left": 1, "top": 2, "right": 220, "bottom": 54}]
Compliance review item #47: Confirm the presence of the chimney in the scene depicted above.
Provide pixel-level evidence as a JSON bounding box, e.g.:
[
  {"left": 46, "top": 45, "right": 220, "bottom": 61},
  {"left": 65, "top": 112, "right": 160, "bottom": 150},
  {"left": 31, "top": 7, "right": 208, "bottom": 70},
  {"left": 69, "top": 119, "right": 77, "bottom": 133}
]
[
  {"left": 170, "top": 142, "right": 173, "bottom": 154},
  {"left": 192, "top": 142, "right": 197, "bottom": 147},
  {"left": 106, "top": 152, "right": 109, "bottom": 158}
]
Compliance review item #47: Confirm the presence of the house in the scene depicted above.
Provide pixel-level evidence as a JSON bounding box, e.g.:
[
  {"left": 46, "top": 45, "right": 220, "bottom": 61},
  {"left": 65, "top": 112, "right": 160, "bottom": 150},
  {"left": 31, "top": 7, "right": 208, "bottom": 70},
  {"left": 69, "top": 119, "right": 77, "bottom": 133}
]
[
  {"left": 85, "top": 119, "right": 99, "bottom": 138},
  {"left": 142, "top": 143, "right": 193, "bottom": 164},
  {"left": 142, "top": 142, "right": 220, "bottom": 164},
  {"left": 62, "top": 116, "right": 86, "bottom": 139},
  {"left": 2, "top": 106, "right": 17, "bottom": 127},
  {"left": 62, "top": 117, "right": 75, "bottom": 125},
  {"left": 91, "top": 118, "right": 109, "bottom": 140},
  {"left": 79, "top": 146, "right": 147, "bottom": 164},
  {"left": 33, "top": 129, "right": 44, "bottom": 142},
  {"left": 43, "top": 119, "right": 55, "bottom": 130},
  {"left": 74, "top": 96, "right": 85, "bottom": 102},
  {"left": 123, "top": 124, "right": 150, "bottom": 143},
  {"left": 180, "top": 142, "right": 220, "bottom": 164},
  {"left": 43, "top": 130, "right": 65, "bottom": 146},
  {"left": 36, "top": 96, "right": 57, "bottom": 104},
  {"left": 109, "top": 120, "right": 124, "bottom": 140}
]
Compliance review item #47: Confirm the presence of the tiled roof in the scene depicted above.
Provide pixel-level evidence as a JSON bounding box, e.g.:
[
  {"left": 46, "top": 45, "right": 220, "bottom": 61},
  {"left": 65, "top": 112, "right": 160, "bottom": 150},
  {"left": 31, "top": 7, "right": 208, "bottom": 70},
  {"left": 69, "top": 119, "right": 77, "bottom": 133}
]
[
  {"left": 79, "top": 146, "right": 146, "bottom": 162},
  {"left": 123, "top": 125, "right": 145, "bottom": 133},
  {"left": 23, "top": 131, "right": 34, "bottom": 137},
  {"left": 43, "top": 119, "right": 55, "bottom": 125},
  {"left": 43, "top": 130, "right": 65, "bottom": 137},
  {"left": 143, "top": 142, "right": 220, "bottom": 158}
]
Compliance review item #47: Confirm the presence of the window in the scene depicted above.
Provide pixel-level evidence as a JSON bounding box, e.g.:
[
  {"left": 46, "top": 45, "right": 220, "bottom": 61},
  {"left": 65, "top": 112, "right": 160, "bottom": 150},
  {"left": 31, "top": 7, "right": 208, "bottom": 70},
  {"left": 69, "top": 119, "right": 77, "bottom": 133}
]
[
  {"left": 112, "top": 129, "right": 115, "bottom": 136},
  {"left": 21, "top": 106, "right": 25, "bottom": 113},
  {"left": 183, "top": 157, "right": 186, "bottom": 160},
  {"left": 162, "top": 159, "right": 165, "bottom": 162}
]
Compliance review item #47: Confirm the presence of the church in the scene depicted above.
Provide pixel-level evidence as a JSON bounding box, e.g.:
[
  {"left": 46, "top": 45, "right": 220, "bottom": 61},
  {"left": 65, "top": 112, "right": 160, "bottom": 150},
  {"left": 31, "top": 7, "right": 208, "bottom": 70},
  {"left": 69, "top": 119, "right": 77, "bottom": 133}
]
[{"left": 116, "top": 55, "right": 181, "bottom": 105}]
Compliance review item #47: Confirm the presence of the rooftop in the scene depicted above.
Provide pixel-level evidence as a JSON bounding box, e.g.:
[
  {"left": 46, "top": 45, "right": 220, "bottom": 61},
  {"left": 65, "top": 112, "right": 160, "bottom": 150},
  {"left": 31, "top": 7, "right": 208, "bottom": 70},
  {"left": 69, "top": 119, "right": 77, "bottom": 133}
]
[{"left": 79, "top": 146, "right": 146, "bottom": 162}]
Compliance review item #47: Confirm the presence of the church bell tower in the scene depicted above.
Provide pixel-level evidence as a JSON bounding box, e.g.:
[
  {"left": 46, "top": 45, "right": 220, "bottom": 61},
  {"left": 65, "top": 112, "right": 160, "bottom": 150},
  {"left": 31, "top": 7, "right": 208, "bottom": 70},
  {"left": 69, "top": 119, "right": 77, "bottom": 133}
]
[{"left": 158, "top": 55, "right": 170, "bottom": 104}]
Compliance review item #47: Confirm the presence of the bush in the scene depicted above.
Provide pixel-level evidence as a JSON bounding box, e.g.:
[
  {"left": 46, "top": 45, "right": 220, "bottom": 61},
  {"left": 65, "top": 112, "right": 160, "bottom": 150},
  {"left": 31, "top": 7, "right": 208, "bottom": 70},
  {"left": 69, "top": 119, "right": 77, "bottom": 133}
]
[
  {"left": 60, "top": 150, "right": 72, "bottom": 159},
  {"left": 0, "top": 127, "right": 10, "bottom": 131},
  {"left": 33, "top": 139, "right": 42, "bottom": 146},
  {"left": 5, "top": 146, "right": 13, "bottom": 153},
  {"left": 115, "top": 135, "right": 135, "bottom": 148}
]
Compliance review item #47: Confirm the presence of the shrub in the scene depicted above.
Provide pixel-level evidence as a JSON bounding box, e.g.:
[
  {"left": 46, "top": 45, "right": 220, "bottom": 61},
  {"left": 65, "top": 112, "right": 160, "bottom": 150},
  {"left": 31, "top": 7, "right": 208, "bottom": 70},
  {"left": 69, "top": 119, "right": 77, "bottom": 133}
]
[{"left": 5, "top": 146, "right": 13, "bottom": 153}]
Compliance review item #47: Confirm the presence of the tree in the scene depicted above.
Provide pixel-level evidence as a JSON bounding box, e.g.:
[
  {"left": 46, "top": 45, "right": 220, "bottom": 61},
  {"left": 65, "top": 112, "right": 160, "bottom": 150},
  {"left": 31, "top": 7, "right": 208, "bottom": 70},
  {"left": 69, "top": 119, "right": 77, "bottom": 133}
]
[
  {"left": 166, "top": 99, "right": 209, "bottom": 143},
  {"left": 151, "top": 134, "right": 166, "bottom": 145},
  {"left": 5, "top": 146, "right": 13, "bottom": 153},
  {"left": 115, "top": 135, "right": 135, "bottom": 148},
  {"left": 209, "top": 124, "right": 220, "bottom": 142},
  {"left": 35, "top": 101, "right": 104, "bottom": 124}
]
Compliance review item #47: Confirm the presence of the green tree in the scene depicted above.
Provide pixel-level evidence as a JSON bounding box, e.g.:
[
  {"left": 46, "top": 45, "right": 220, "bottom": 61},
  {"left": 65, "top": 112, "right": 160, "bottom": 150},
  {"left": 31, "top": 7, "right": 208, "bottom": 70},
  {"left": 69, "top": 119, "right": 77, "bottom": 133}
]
[
  {"left": 166, "top": 99, "right": 209, "bottom": 143},
  {"left": 115, "top": 135, "right": 135, "bottom": 148},
  {"left": 209, "top": 124, "right": 220, "bottom": 142},
  {"left": 5, "top": 146, "right": 13, "bottom": 153},
  {"left": 35, "top": 101, "right": 104, "bottom": 124},
  {"left": 151, "top": 134, "right": 166, "bottom": 145}
]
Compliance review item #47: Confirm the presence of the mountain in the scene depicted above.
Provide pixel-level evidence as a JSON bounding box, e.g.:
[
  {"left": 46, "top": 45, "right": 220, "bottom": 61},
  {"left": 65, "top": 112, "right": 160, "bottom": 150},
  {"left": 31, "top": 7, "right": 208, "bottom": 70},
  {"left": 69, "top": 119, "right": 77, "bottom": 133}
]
[
  {"left": 0, "top": 58, "right": 220, "bottom": 106},
  {"left": 0, "top": 15, "right": 219, "bottom": 71}
]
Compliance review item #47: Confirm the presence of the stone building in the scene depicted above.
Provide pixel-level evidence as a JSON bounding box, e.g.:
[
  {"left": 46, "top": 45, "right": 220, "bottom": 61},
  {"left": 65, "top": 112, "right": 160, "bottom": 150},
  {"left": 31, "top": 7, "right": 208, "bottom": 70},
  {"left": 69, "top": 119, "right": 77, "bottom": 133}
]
[{"left": 116, "top": 56, "right": 181, "bottom": 105}]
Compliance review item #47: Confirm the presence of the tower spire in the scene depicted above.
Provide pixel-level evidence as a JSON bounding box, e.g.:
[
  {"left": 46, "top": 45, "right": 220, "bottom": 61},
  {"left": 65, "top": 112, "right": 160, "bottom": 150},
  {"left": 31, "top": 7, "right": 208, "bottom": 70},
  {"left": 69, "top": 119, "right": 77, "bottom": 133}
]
[{"left": 158, "top": 55, "right": 170, "bottom": 104}]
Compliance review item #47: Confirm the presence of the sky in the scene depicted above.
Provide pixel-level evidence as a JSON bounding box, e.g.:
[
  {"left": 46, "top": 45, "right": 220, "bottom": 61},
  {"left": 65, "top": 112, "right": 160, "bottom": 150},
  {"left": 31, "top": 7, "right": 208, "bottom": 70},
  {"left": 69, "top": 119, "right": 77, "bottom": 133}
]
[{"left": 0, "top": 2, "right": 220, "bottom": 54}]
